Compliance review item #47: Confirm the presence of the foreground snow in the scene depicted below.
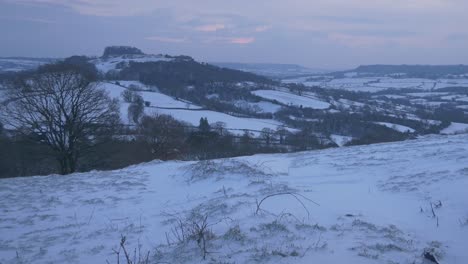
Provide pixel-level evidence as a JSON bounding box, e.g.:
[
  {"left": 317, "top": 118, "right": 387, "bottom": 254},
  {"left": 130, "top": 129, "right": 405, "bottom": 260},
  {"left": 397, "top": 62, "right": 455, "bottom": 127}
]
[{"left": 1, "top": 134, "right": 468, "bottom": 263}]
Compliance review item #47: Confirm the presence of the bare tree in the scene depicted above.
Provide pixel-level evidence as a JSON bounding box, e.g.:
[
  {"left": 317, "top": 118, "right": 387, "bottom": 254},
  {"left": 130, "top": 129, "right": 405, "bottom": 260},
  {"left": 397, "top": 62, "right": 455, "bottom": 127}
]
[
  {"left": 138, "top": 114, "right": 186, "bottom": 160},
  {"left": 127, "top": 94, "right": 145, "bottom": 124},
  {"left": 1, "top": 67, "right": 120, "bottom": 174},
  {"left": 261, "top": 128, "right": 275, "bottom": 146}
]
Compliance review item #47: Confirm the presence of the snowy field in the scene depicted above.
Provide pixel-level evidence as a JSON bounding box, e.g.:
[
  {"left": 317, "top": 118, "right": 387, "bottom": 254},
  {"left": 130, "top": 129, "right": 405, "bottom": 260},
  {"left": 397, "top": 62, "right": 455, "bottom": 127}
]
[
  {"left": 233, "top": 100, "right": 282, "bottom": 113},
  {"left": 283, "top": 77, "right": 468, "bottom": 93},
  {"left": 330, "top": 134, "right": 353, "bottom": 147},
  {"left": 151, "top": 108, "right": 287, "bottom": 134},
  {"left": 101, "top": 82, "right": 200, "bottom": 110},
  {"left": 252, "top": 90, "right": 330, "bottom": 109},
  {"left": 100, "top": 82, "right": 289, "bottom": 132},
  {"left": 440, "top": 122, "right": 468, "bottom": 135},
  {"left": 1, "top": 134, "right": 468, "bottom": 264},
  {"left": 374, "top": 122, "right": 415, "bottom": 133}
]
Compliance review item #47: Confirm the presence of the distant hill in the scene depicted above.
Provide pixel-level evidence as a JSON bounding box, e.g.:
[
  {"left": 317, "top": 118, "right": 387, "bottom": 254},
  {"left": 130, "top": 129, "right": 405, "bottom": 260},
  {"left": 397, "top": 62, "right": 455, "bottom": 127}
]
[
  {"left": 0, "top": 57, "right": 57, "bottom": 73},
  {"left": 116, "top": 59, "right": 274, "bottom": 92},
  {"left": 336, "top": 64, "right": 468, "bottom": 79},
  {"left": 211, "top": 62, "right": 329, "bottom": 78},
  {"left": 102, "top": 46, "right": 144, "bottom": 58}
]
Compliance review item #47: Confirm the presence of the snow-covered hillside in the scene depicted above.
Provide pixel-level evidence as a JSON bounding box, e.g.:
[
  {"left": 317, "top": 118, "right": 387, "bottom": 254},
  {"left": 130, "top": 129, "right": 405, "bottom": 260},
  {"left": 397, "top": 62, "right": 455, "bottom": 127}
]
[
  {"left": 1, "top": 134, "right": 467, "bottom": 263},
  {"left": 440, "top": 122, "right": 468, "bottom": 135},
  {"left": 91, "top": 54, "right": 174, "bottom": 74},
  {"left": 374, "top": 122, "right": 415, "bottom": 133},
  {"left": 100, "top": 82, "right": 291, "bottom": 134},
  {"left": 252, "top": 90, "right": 330, "bottom": 109}
]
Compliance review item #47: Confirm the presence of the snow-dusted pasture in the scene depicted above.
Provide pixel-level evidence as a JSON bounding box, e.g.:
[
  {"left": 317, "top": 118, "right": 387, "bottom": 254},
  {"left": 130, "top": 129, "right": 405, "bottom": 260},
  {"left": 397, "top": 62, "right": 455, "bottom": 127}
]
[
  {"left": 99, "top": 82, "right": 289, "bottom": 132},
  {"left": 407, "top": 92, "right": 449, "bottom": 98},
  {"left": 378, "top": 94, "right": 407, "bottom": 99},
  {"left": 1, "top": 134, "right": 468, "bottom": 263},
  {"left": 252, "top": 90, "right": 330, "bottom": 109},
  {"left": 330, "top": 134, "right": 353, "bottom": 147},
  {"left": 284, "top": 76, "right": 468, "bottom": 93},
  {"left": 151, "top": 108, "right": 287, "bottom": 133},
  {"left": 140, "top": 91, "right": 201, "bottom": 109},
  {"left": 334, "top": 99, "right": 366, "bottom": 109},
  {"left": 101, "top": 82, "right": 200, "bottom": 110},
  {"left": 440, "top": 122, "right": 468, "bottom": 135},
  {"left": 434, "top": 79, "right": 468, "bottom": 89},
  {"left": 374, "top": 122, "right": 415, "bottom": 133},
  {"left": 234, "top": 100, "right": 282, "bottom": 113}
]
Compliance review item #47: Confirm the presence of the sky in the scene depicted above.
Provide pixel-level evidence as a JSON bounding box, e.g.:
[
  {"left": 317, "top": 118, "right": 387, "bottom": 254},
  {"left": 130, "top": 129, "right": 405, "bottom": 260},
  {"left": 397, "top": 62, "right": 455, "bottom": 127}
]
[{"left": 1, "top": 0, "right": 468, "bottom": 69}]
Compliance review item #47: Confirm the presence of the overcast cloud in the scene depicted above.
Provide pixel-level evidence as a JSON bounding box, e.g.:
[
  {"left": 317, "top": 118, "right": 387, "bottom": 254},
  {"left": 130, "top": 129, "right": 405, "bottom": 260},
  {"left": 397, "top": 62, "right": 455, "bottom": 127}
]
[{"left": 1, "top": 0, "right": 467, "bottom": 68}]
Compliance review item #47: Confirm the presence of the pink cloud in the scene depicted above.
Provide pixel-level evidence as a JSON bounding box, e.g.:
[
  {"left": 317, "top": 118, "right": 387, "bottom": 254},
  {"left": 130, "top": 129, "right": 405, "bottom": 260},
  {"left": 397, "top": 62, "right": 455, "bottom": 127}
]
[
  {"left": 195, "top": 23, "right": 225, "bottom": 32},
  {"left": 203, "top": 37, "right": 255, "bottom": 45},
  {"left": 145, "top": 36, "right": 187, "bottom": 43},
  {"left": 229, "top": 37, "right": 255, "bottom": 44}
]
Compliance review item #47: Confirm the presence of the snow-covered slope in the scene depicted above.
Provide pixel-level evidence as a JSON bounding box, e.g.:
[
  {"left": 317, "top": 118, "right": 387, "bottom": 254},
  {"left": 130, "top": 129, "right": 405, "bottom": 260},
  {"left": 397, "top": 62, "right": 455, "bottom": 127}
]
[
  {"left": 252, "top": 90, "right": 330, "bottom": 109},
  {"left": 100, "top": 82, "right": 290, "bottom": 133},
  {"left": 374, "top": 122, "right": 415, "bottom": 133},
  {"left": 91, "top": 54, "right": 173, "bottom": 74},
  {"left": 440, "top": 122, "right": 468, "bottom": 135},
  {"left": 1, "top": 134, "right": 467, "bottom": 264}
]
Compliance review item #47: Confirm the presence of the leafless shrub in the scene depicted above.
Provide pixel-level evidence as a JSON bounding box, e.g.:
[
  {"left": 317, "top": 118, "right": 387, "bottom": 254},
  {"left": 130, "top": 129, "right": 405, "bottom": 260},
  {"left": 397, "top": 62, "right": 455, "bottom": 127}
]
[
  {"left": 222, "top": 225, "right": 247, "bottom": 242},
  {"left": 108, "top": 236, "right": 150, "bottom": 264},
  {"left": 188, "top": 213, "right": 213, "bottom": 260},
  {"left": 429, "top": 200, "right": 442, "bottom": 227},
  {"left": 295, "top": 222, "right": 327, "bottom": 232},
  {"left": 370, "top": 243, "right": 405, "bottom": 253},
  {"left": 255, "top": 192, "right": 319, "bottom": 219},
  {"left": 258, "top": 220, "right": 289, "bottom": 233},
  {"left": 355, "top": 247, "right": 379, "bottom": 260},
  {"left": 162, "top": 210, "right": 218, "bottom": 260},
  {"left": 251, "top": 243, "right": 306, "bottom": 261},
  {"left": 184, "top": 159, "right": 271, "bottom": 182}
]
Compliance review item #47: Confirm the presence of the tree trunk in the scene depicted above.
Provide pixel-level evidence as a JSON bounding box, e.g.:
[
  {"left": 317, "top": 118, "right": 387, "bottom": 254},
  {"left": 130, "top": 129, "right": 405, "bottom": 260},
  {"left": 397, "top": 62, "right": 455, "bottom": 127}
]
[{"left": 57, "top": 153, "right": 76, "bottom": 175}]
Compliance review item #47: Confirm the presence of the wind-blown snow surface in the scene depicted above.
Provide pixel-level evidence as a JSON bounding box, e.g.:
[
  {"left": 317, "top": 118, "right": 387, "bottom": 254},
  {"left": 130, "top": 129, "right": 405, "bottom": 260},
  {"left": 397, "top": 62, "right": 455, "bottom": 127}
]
[{"left": 1, "top": 134, "right": 468, "bottom": 263}]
